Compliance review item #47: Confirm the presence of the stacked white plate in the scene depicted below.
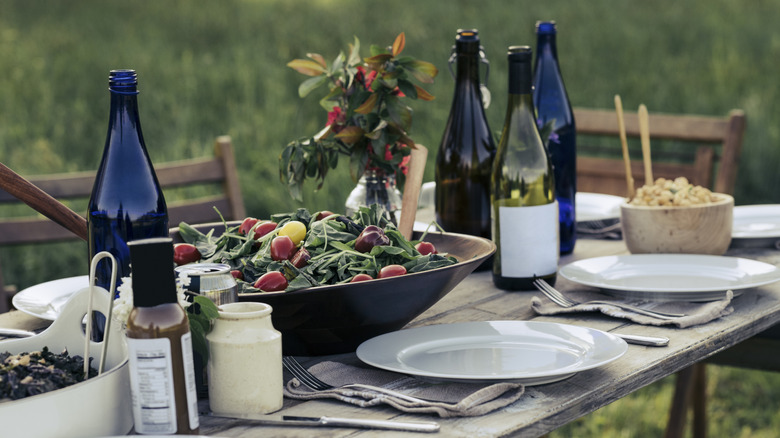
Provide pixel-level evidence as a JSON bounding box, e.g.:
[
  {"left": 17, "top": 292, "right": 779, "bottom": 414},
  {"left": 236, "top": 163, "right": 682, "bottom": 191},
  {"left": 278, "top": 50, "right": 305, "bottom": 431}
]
[
  {"left": 559, "top": 254, "right": 780, "bottom": 302},
  {"left": 731, "top": 205, "right": 780, "bottom": 247}
]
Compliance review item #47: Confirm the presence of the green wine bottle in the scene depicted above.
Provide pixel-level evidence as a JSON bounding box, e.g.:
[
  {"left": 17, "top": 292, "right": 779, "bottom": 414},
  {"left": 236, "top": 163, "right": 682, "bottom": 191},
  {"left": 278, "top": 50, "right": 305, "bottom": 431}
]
[{"left": 491, "top": 46, "right": 559, "bottom": 290}]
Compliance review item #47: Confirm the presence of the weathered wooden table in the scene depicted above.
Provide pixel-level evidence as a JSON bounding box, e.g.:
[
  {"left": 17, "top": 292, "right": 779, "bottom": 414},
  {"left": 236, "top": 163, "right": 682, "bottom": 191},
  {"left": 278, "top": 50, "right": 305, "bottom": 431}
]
[{"left": 2, "top": 238, "right": 779, "bottom": 437}]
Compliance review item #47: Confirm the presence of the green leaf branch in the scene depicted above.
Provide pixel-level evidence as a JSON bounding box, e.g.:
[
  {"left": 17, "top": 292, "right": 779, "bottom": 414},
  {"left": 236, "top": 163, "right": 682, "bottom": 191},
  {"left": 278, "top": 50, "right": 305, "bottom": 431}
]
[{"left": 279, "top": 33, "right": 438, "bottom": 201}]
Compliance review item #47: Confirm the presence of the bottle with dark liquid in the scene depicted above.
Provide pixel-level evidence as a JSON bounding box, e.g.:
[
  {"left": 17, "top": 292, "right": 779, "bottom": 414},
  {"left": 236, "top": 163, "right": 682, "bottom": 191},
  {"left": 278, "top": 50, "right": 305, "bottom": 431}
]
[
  {"left": 533, "top": 21, "right": 577, "bottom": 254},
  {"left": 126, "top": 237, "right": 200, "bottom": 435},
  {"left": 492, "top": 46, "right": 558, "bottom": 291},
  {"left": 88, "top": 69, "right": 168, "bottom": 294},
  {"left": 435, "top": 29, "right": 496, "bottom": 266}
]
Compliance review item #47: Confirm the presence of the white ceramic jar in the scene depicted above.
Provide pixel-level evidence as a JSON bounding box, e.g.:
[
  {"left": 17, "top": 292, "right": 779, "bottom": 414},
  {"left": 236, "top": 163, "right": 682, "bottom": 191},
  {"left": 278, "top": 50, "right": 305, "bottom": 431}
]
[{"left": 206, "top": 302, "right": 283, "bottom": 415}]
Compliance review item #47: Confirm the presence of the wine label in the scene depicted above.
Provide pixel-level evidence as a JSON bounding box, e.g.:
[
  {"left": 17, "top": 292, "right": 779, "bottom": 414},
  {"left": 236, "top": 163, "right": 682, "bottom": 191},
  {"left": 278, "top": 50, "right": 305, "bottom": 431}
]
[
  {"left": 127, "top": 337, "right": 178, "bottom": 434},
  {"left": 498, "top": 202, "right": 559, "bottom": 277}
]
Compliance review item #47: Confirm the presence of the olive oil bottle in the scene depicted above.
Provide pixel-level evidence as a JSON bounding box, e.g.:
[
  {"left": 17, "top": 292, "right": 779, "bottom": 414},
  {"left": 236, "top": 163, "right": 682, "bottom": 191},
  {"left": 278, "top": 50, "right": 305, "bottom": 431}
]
[{"left": 126, "top": 237, "right": 200, "bottom": 435}]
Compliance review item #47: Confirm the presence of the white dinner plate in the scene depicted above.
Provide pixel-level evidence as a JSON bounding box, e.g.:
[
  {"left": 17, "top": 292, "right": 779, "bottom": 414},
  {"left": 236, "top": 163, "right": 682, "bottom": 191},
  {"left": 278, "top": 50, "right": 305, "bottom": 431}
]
[
  {"left": 559, "top": 254, "right": 780, "bottom": 301},
  {"left": 576, "top": 192, "right": 625, "bottom": 223},
  {"left": 356, "top": 321, "right": 628, "bottom": 386},
  {"left": 731, "top": 205, "right": 780, "bottom": 247},
  {"left": 12, "top": 275, "right": 89, "bottom": 320}
]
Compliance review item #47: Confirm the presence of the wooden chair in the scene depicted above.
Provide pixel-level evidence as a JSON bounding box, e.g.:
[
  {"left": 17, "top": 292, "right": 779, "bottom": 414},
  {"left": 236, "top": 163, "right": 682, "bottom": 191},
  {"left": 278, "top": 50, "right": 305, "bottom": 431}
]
[
  {"left": 575, "top": 107, "right": 756, "bottom": 438},
  {"left": 0, "top": 135, "right": 246, "bottom": 312},
  {"left": 575, "top": 108, "right": 746, "bottom": 198}
]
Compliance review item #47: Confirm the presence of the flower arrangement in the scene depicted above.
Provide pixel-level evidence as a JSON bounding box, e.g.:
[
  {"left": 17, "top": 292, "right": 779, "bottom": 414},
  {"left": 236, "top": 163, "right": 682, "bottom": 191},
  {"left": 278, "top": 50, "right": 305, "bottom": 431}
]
[{"left": 279, "top": 32, "right": 438, "bottom": 200}]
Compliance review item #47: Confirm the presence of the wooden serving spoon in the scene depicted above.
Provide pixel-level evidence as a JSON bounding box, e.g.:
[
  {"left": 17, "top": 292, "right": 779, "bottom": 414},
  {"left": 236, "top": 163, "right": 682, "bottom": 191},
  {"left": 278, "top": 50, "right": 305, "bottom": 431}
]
[
  {"left": 638, "top": 104, "right": 654, "bottom": 186},
  {"left": 614, "top": 95, "right": 635, "bottom": 199},
  {"left": 0, "top": 162, "right": 88, "bottom": 241},
  {"left": 398, "top": 144, "right": 428, "bottom": 241}
]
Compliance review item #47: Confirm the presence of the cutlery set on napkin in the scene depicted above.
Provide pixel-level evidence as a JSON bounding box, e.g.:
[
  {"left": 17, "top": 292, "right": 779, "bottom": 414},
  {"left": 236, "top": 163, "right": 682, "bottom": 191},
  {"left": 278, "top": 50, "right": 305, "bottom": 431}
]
[
  {"left": 531, "top": 279, "right": 734, "bottom": 328},
  {"left": 283, "top": 356, "right": 525, "bottom": 418}
]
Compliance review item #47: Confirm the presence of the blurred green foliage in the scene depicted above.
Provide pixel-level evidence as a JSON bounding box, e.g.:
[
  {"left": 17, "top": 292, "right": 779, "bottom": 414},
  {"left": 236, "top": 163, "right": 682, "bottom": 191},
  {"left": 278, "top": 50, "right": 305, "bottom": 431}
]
[{"left": 1, "top": 1, "right": 779, "bottom": 436}]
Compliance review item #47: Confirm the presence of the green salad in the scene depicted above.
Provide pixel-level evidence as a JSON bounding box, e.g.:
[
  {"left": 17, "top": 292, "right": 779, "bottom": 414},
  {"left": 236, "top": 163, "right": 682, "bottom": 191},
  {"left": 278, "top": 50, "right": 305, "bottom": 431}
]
[{"left": 177, "top": 205, "right": 457, "bottom": 293}]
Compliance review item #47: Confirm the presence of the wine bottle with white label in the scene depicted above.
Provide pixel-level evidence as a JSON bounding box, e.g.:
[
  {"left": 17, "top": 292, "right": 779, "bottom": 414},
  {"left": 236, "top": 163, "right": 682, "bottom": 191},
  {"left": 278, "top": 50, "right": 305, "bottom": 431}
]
[{"left": 491, "top": 46, "right": 559, "bottom": 290}]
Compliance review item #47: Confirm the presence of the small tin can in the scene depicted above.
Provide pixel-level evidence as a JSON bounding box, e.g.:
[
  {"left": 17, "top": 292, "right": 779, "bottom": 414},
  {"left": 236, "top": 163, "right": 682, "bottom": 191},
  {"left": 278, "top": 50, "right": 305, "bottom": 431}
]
[{"left": 175, "top": 263, "right": 238, "bottom": 305}]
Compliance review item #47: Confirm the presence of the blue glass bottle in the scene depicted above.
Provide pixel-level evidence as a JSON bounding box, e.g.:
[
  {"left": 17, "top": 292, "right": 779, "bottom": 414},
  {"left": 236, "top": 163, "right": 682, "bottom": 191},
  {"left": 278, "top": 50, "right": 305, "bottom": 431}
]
[
  {"left": 88, "top": 70, "right": 168, "bottom": 294},
  {"left": 533, "top": 21, "right": 577, "bottom": 254}
]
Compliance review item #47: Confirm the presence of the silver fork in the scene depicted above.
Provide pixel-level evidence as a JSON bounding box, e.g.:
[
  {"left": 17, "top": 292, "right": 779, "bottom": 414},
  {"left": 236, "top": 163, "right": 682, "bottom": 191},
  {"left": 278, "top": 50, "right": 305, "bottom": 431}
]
[
  {"left": 532, "top": 279, "right": 685, "bottom": 320},
  {"left": 282, "top": 356, "right": 430, "bottom": 404},
  {"left": 577, "top": 220, "right": 622, "bottom": 234},
  {"left": 577, "top": 220, "right": 622, "bottom": 239}
]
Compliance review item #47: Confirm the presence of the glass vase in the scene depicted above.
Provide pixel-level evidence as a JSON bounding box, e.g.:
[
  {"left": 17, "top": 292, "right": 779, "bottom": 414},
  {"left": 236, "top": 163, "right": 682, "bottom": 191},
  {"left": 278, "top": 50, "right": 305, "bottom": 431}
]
[{"left": 345, "top": 168, "right": 402, "bottom": 223}]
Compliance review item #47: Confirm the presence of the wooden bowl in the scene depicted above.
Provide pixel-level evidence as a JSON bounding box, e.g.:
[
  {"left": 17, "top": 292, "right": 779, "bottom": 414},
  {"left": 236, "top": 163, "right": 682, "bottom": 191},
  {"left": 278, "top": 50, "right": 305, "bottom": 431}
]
[{"left": 620, "top": 193, "right": 734, "bottom": 255}]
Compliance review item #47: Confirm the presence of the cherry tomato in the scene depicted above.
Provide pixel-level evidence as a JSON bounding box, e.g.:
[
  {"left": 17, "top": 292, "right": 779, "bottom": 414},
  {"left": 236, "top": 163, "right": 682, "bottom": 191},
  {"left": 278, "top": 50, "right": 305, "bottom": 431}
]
[
  {"left": 291, "top": 247, "right": 311, "bottom": 268},
  {"left": 253, "top": 221, "right": 277, "bottom": 240},
  {"left": 173, "top": 243, "right": 201, "bottom": 265},
  {"left": 355, "top": 225, "right": 390, "bottom": 253},
  {"left": 316, "top": 210, "right": 336, "bottom": 221},
  {"left": 378, "top": 264, "right": 407, "bottom": 279},
  {"left": 415, "top": 241, "right": 438, "bottom": 255},
  {"left": 278, "top": 220, "right": 307, "bottom": 245},
  {"left": 239, "top": 217, "right": 259, "bottom": 235},
  {"left": 270, "top": 235, "right": 296, "bottom": 261},
  {"left": 230, "top": 270, "right": 244, "bottom": 281},
  {"left": 350, "top": 273, "right": 373, "bottom": 283},
  {"left": 253, "top": 271, "right": 288, "bottom": 292}
]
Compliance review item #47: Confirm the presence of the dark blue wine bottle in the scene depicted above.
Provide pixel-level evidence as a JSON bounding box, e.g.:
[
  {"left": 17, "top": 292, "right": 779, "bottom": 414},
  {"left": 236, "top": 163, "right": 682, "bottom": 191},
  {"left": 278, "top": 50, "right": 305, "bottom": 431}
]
[
  {"left": 88, "top": 70, "right": 168, "bottom": 294},
  {"left": 533, "top": 21, "right": 577, "bottom": 254}
]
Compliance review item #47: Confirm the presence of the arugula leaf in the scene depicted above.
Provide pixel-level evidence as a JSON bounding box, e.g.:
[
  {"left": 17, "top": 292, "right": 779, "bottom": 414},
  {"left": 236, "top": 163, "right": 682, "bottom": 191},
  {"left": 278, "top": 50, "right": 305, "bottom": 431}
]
[{"left": 179, "top": 207, "right": 457, "bottom": 294}]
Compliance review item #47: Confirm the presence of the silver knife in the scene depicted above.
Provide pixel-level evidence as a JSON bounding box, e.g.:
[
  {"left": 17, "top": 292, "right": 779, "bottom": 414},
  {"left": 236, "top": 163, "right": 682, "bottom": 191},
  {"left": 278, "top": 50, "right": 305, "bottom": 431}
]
[
  {"left": 614, "top": 333, "right": 669, "bottom": 347},
  {"left": 210, "top": 413, "right": 440, "bottom": 433}
]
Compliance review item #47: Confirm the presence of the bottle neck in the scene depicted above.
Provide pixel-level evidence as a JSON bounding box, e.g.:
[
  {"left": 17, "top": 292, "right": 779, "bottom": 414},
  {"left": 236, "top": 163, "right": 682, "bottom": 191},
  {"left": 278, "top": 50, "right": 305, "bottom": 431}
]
[
  {"left": 107, "top": 69, "right": 141, "bottom": 127},
  {"left": 535, "top": 34, "right": 558, "bottom": 62},
  {"left": 130, "top": 238, "right": 178, "bottom": 307},
  {"left": 505, "top": 93, "right": 536, "bottom": 122},
  {"left": 454, "top": 46, "right": 481, "bottom": 86},
  {"left": 508, "top": 61, "right": 533, "bottom": 96},
  {"left": 109, "top": 91, "right": 140, "bottom": 121},
  {"left": 506, "top": 57, "right": 537, "bottom": 122}
]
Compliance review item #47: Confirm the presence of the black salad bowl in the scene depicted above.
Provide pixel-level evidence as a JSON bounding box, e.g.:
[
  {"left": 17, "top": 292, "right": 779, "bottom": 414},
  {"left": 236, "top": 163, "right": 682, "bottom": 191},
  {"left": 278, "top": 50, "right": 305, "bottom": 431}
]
[{"left": 172, "top": 221, "right": 495, "bottom": 356}]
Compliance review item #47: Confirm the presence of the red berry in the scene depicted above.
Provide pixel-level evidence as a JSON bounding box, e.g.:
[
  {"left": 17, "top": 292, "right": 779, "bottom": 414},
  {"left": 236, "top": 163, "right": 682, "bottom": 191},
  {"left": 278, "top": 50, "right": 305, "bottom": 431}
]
[
  {"left": 253, "top": 271, "right": 288, "bottom": 292},
  {"left": 173, "top": 243, "right": 201, "bottom": 265},
  {"left": 378, "top": 264, "right": 406, "bottom": 279},
  {"left": 270, "top": 235, "right": 296, "bottom": 261},
  {"left": 350, "top": 273, "right": 373, "bottom": 283},
  {"left": 415, "top": 241, "right": 437, "bottom": 255}
]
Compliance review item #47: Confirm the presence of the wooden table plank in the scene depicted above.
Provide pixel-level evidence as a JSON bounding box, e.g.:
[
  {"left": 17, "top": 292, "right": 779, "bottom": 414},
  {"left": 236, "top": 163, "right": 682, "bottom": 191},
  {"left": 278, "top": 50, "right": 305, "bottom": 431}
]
[{"left": 3, "top": 237, "right": 780, "bottom": 437}]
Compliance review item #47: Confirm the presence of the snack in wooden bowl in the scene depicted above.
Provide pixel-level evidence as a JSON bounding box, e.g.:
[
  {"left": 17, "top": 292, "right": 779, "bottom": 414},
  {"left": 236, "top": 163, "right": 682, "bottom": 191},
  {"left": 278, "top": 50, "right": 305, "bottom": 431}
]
[{"left": 621, "top": 177, "right": 734, "bottom": 255}]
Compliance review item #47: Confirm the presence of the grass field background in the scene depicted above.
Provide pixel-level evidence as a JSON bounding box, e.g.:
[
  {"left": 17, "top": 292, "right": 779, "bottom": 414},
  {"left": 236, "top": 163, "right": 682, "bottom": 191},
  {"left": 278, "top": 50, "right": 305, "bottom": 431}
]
[{"left": 1, "top": 1, "right": 779, "bottom": 436}]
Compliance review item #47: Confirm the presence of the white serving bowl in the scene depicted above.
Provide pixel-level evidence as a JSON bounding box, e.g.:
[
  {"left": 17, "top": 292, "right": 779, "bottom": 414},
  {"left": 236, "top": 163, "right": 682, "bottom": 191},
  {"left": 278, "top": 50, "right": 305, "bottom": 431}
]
[{"left": 0, "top": 286, "right": 132, "bottom": 437}]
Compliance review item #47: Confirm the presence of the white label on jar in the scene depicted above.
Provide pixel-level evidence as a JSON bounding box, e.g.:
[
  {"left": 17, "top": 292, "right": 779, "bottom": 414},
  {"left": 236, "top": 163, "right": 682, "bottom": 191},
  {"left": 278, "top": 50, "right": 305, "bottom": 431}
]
[
  {"left": 127, "top": 337, "right": 177, "bottom": 434},
  {"left": 181, "top": 332, "right": 200, "bottom": 430},
  {"left": 498, "top": 202, "right": 559, "bottom": 277}
]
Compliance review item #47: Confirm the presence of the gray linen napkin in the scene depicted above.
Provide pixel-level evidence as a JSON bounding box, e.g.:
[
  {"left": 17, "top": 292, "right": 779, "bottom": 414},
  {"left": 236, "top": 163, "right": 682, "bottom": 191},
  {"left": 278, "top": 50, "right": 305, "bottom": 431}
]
[
  {"left": 284, "top": 360, "right": 524, "bottom": 417},
  {"left": 531, "top": 289, "right": 734, "bottom": 328}
]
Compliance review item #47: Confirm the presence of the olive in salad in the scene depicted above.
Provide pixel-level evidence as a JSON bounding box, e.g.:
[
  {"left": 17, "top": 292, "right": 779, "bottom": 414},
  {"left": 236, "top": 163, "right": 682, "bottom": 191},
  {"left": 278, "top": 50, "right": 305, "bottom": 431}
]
[{"left": 176, "top": 205, "right": 457, "bottom": 293}]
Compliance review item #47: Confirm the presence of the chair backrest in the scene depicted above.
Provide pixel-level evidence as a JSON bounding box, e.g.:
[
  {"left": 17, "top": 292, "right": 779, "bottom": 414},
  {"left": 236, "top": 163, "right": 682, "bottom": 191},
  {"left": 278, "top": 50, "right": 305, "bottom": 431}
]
[
  {"left": 0, "top": 135, "right": 246, "bottom": 312},
  {"left": 575, "top": 108, "right": 746, "bottom": 197}
]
